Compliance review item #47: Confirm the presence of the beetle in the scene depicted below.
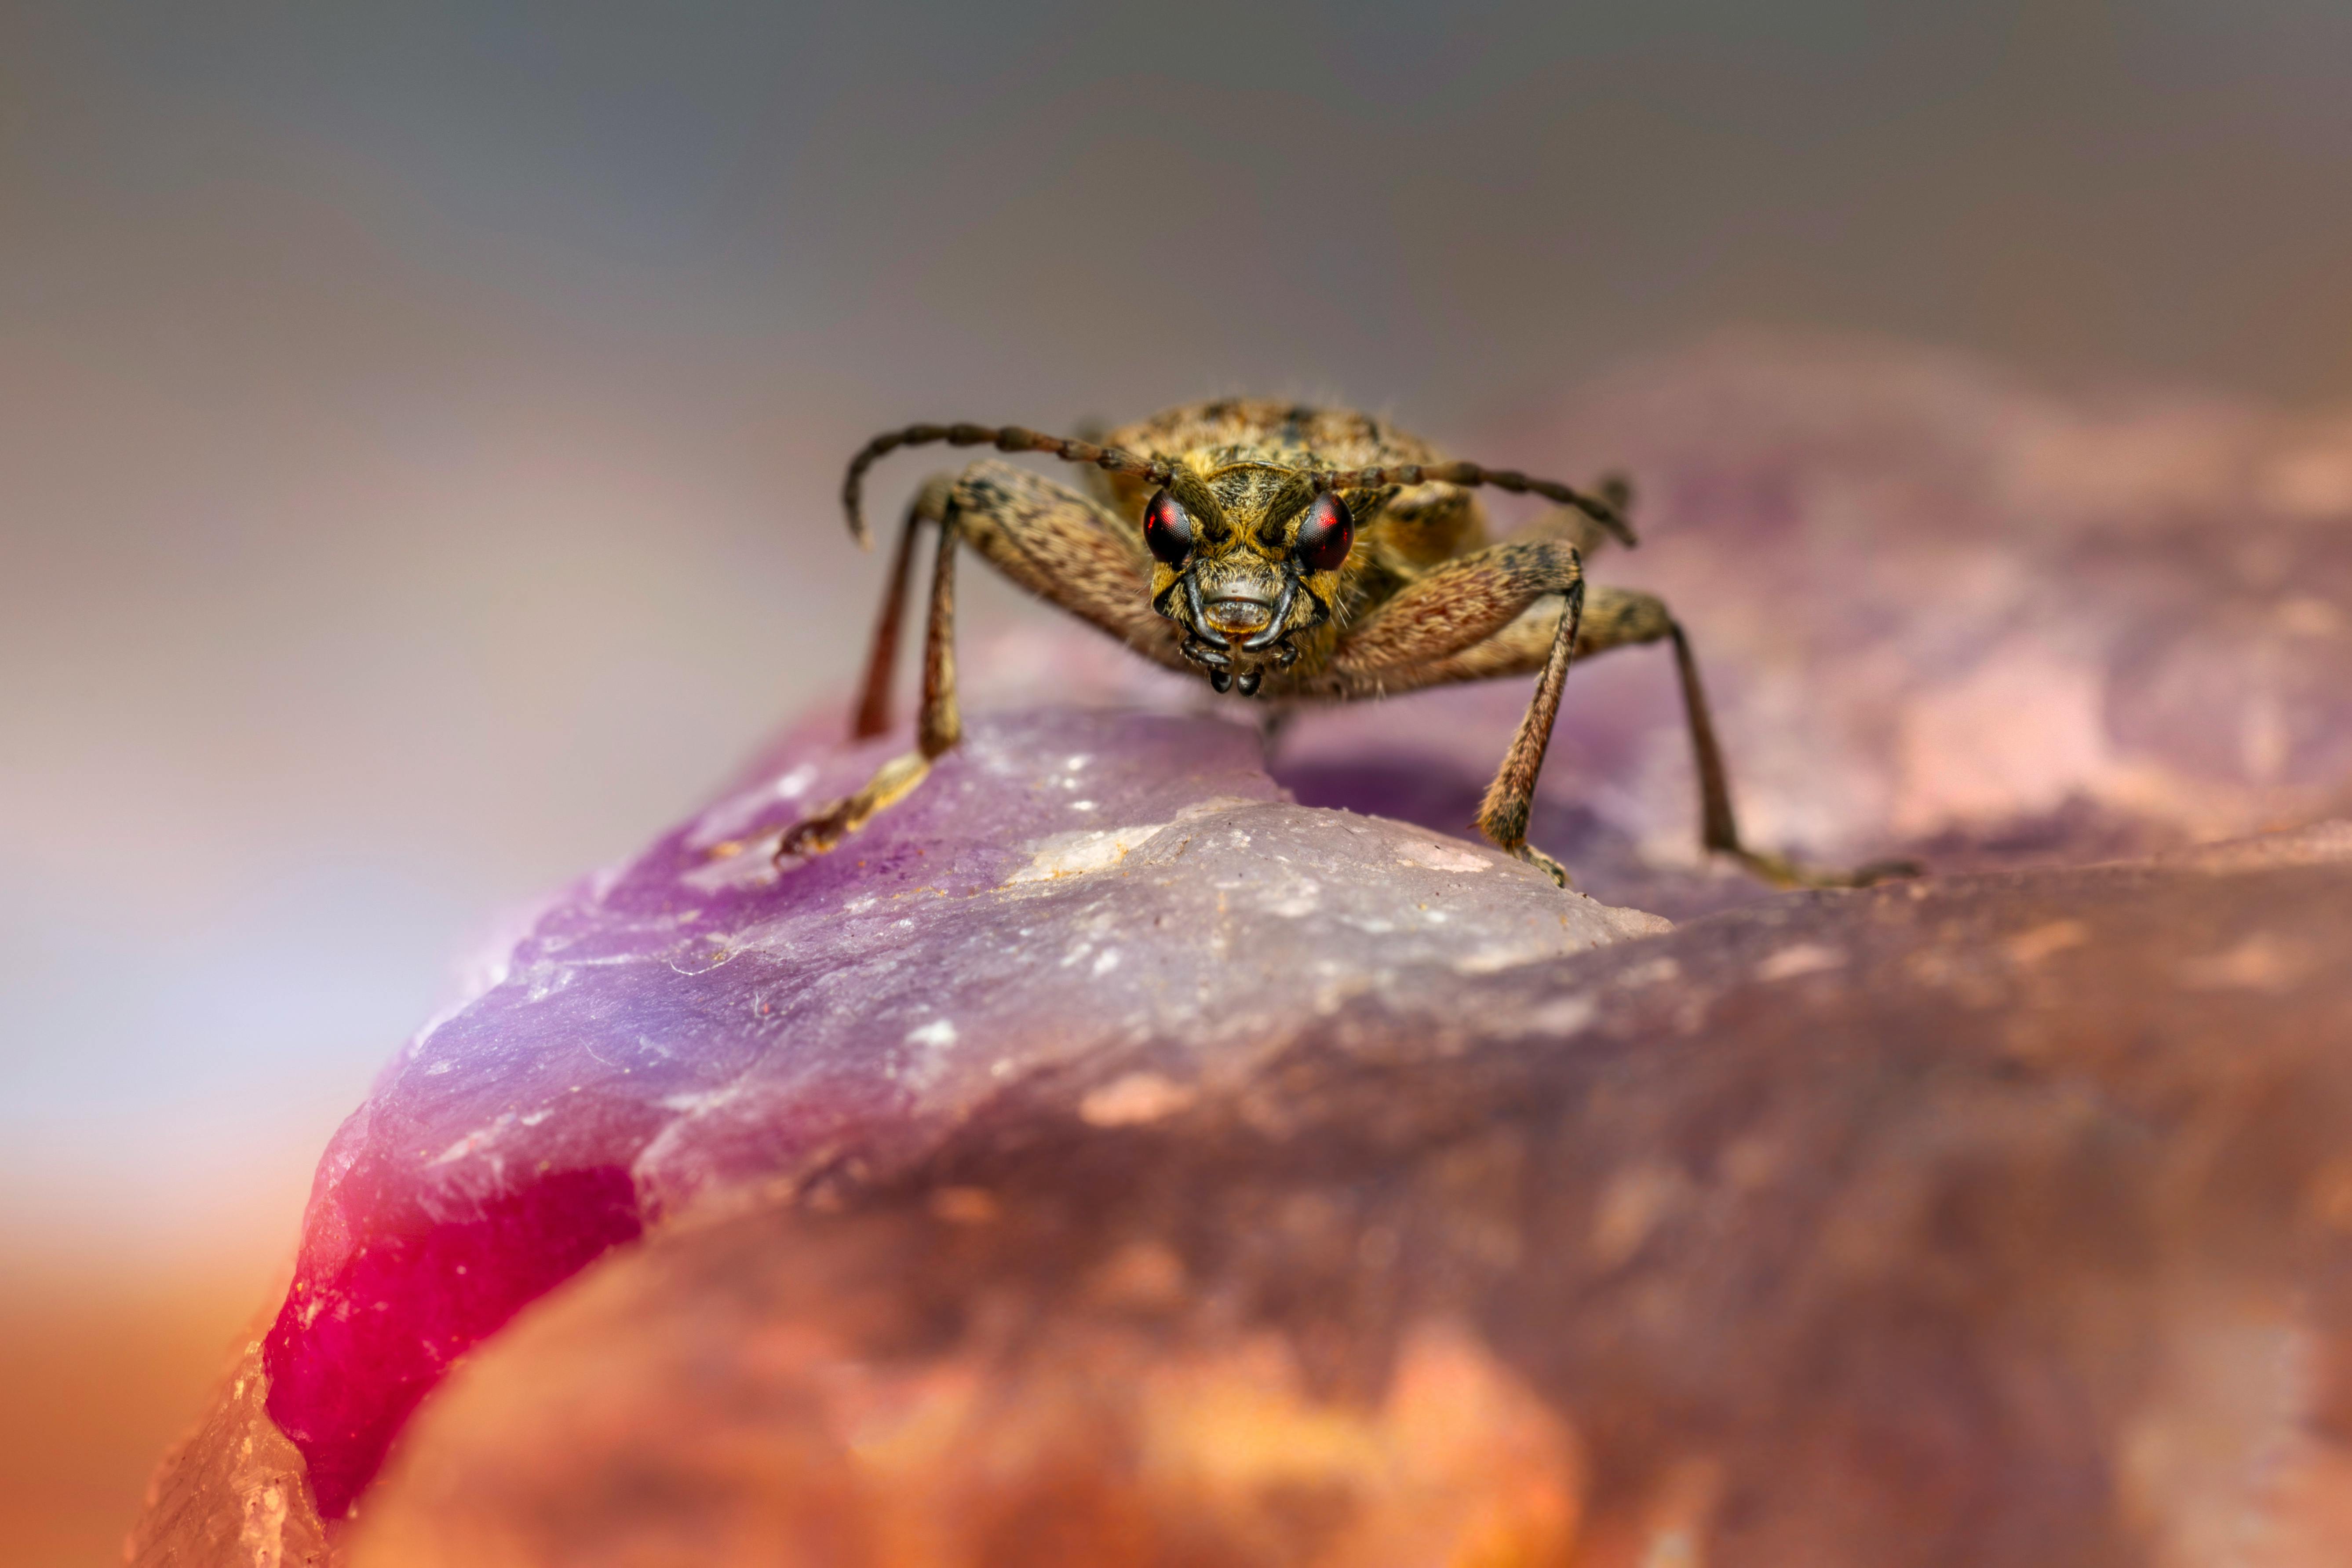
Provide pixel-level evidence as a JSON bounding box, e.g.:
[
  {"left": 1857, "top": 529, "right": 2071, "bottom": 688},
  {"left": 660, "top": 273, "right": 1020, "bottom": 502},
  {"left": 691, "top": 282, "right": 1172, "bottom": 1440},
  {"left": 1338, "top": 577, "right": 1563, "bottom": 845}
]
[{"left": 780, "top": 398, "right": 1902, "bottom": 889}]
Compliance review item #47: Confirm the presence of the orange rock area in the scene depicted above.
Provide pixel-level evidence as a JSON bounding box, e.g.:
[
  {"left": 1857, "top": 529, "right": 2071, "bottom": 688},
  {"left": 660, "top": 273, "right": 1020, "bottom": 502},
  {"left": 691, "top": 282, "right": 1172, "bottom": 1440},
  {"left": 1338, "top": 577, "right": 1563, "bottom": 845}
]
[{"left": 363, "top": 1311, "right": 1585, "bottom": 1568}]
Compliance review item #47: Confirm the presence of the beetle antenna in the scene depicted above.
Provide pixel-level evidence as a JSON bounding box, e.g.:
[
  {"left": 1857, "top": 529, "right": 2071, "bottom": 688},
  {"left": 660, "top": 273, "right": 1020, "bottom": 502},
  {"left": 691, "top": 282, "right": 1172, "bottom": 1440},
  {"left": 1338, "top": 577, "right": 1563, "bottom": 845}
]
[
  {"left": 841, "top": 423, "right": 1178, "bottom": 548},
  {"left": 1313, "top": 461, "right": 1638, "bottom": 547}
]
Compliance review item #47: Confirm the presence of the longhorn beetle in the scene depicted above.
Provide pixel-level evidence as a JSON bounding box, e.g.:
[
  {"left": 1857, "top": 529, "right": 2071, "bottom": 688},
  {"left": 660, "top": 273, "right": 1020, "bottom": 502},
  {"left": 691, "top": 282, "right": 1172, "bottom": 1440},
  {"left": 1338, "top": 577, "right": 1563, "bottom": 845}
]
[{"left": 781, "top": 399, "right": 1903, "bottom": 890}]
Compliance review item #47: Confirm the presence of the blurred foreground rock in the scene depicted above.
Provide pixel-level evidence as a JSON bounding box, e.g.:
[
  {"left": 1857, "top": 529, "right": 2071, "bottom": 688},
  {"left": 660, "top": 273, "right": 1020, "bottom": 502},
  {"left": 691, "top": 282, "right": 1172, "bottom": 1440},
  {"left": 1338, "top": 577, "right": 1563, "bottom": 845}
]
[
  {"left": 351, "top": 824, "right": 2352, "bottom": 1566},
  {"left": 133, "top": 340, "right": 2352, "bottom": 1565}
]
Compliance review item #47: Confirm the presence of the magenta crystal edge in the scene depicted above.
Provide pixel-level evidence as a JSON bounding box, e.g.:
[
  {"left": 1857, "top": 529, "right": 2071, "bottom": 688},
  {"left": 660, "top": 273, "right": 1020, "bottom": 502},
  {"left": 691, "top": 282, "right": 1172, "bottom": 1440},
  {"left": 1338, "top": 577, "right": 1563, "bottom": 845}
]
[{"left": 263, "top": 1164, "right": 644, "bottom": 1516}]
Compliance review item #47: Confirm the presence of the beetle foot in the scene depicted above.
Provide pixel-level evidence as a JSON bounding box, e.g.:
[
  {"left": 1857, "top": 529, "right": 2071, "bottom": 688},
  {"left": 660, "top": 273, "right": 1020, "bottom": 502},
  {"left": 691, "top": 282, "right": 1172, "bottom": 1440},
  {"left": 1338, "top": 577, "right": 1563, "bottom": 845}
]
[
  {"left": 1514, "top": 843, "right": 1576, "bottom": 889},
  {"left": 777, "top": 752, "right": 933, "bottom": 864}
]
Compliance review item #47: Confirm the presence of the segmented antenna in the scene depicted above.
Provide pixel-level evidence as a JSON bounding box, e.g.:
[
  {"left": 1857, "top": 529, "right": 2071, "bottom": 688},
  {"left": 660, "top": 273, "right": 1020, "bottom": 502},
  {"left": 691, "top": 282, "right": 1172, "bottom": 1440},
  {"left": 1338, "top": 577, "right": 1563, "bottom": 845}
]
[
  {"left": 1314, "top": 461, "right": 1638, "bottom": 547},
  {"left": 840, "top": 423, "right": 1178, "bottom": 547}
]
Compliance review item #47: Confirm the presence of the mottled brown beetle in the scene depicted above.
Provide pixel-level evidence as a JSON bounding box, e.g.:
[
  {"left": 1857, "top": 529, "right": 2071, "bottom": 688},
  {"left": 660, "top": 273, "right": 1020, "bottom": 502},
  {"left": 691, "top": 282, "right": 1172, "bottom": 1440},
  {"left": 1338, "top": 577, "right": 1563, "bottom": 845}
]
[{"left": 782, "top": 399, "right": 1901, "bottom": 889}]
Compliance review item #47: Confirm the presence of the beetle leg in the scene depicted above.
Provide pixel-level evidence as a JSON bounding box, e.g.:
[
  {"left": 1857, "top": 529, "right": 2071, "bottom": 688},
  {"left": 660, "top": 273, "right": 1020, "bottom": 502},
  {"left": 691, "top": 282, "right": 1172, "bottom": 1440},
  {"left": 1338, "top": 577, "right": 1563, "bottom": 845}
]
[
  {"left": 948, "top": 459, "right": 1186, "bottom": 669},
  {"left": 781, "top": 499, "right": 965, "bottom": 859},
  {"left": 1323, "top": 539, "right": 1588, "bottom": 683},
  {"left": 1331, "top": 580, "right": 1912, "bottom": 890},
  {"left": 1662, "top": 620, "right": 1918, "bottom": 889},
  {"left": 1476, "top": 579, "right": 1584, "bottom": 884},
  {"left": 850, "top": 476, "right": 954, "bottom": 740},
  {"left": 1311, "top": 539, "right": 1588, "bottom": 880},
  {"left": 782, "top": 461, "right": 1183, "bottom": 863}
]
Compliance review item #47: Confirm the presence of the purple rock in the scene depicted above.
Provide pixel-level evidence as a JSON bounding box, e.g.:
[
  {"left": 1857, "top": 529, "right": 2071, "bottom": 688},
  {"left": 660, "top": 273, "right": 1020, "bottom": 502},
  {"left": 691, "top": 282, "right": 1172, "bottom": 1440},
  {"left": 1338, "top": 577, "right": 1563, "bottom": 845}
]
[
  {"left": 262, "top": 707, "right": 1665, "bottom": 1518},
  {"left": 1268, "top": 340, "right": 2352, "bottom": 917}
]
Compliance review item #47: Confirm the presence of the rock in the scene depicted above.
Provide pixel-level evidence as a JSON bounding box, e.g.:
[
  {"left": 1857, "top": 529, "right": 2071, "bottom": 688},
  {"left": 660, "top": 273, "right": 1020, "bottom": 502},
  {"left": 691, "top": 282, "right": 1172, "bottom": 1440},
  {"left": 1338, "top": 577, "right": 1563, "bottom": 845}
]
[
  {"left": 133, "top": 339, "right": 2352, "bottom": 1563},
  {"left": 243, "top": 707, "right": 1662, "bottom": 1524},
  {"left": 127, "top": 1321, "right": 326, "bottom": 1568},
  {"left": 346, "top": 824, "right": 2352, "bottom": 1567},
  {"left": 1272, "top": 338, "right": 2352, "bottom": 918}
]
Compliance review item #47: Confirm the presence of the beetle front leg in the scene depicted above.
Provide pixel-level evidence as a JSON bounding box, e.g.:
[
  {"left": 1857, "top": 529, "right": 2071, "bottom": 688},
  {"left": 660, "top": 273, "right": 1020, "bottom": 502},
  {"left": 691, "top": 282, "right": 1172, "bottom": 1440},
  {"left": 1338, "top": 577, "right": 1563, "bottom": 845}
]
[
  {"left": 1475, "top": 579, "right": 1584, "bottom": 885},
  {"left": 1317, "top": 538, "right": 1589, "bottom": 882},
  {"left": 944, "top": 459, "right": 1185, "bottom": 668},
  {"left": 781, "top": 461, "right": 1184, "bottom": 864},
  {"left": 781, "top": 500, "right": 966, "bottom": 860}
]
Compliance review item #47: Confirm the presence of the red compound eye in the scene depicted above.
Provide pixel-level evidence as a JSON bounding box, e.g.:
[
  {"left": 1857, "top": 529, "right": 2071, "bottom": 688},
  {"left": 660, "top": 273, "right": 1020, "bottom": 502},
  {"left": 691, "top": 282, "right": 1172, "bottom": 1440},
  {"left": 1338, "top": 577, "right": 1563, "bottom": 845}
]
[
  {"left": 1142, "top": 487, "right": 1194, "bottom": 565},
  {"left": 1293, "top": 491, "right": 1353, "bottom": 573}
]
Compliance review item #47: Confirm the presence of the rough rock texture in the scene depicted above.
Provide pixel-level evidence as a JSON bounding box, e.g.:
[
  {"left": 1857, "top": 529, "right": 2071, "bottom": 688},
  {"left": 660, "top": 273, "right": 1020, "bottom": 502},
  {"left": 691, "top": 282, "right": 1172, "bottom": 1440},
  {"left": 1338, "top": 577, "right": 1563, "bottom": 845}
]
[
  {"left": 133, "top": 339, "right": 2352, "bottom": 1565},
  {"left": 129, "top": 1324, "right": 327, "bottom": 1568},
  {"left": 348, "top": 822, "right": 2352, "bottom": 1567},
  {"left": 248, "top": 707, "right": 1661, "bottom": 1524}
]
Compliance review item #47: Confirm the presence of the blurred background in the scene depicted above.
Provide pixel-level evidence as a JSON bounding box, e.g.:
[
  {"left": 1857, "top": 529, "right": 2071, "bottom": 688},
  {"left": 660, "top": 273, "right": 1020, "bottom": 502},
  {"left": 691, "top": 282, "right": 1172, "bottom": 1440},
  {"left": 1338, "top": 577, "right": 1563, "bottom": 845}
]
[{"left": 4, "top": 2, "right": 2351, "bottom": 1561}]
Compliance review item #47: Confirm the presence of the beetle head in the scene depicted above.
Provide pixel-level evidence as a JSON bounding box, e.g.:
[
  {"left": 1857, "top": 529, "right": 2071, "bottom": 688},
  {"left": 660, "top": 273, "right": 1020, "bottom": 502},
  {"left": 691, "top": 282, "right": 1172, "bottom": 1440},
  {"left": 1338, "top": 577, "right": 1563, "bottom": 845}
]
[{"left": 1141, "top": 464, "right": 1357, "bottom": 696}]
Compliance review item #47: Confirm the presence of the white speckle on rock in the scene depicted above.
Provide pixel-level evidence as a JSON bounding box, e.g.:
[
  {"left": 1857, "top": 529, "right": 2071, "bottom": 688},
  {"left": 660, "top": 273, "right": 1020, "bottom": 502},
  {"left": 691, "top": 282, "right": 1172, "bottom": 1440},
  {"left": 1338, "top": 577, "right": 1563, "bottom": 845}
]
[
  {"left": 1527, "top": 993, "right": 1599, "bottom": 1035},
  {"left": 1005, "top": 821, "right": 1174, "bottom": 884},
  {"left": 1091, "top": 948, "right": 1122, "bottom": 976},
  {"left": 905, "top": 1017, "right": 959, "bottom": 1049},
  {"left": 431, "top": 1111, "right": 516, "bottom": 1165},
  {"left": 1261, "top": 882, "right": 1321, "bottom": 918},
  {"left": 2004, "top": 919, "right": 2090, "bottom": 966},
  {"left": 1455, "top": 941, "right": 1558, "bottom": 976},
  {"left": 423, "top": 1060, "right": 454, "bottom": 1076},
  {"left": 1619, "top": 956, "right": 1684, "bottom": 988},
  {"left": 2180, "top": 932, "right": 2311, "bottom": 993},
  {"left": 1590, "top": 1162, "right": 1691, "bottom": 1268},
  {"left": 1071, "top": 799, "right": 1098, "bottom": 812},
  {"left": 1079, "top": 1072, "right": 1196, "bottom": 1127},
  {"left": 1395, "top": 838, "right": 1491, "bottom": 873},
  {"left": 775, "top": 763, "right": 817, "bottom": 799},
  {"left": 1756, "top": 943, "right": 1847, "bottom": 981}
]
